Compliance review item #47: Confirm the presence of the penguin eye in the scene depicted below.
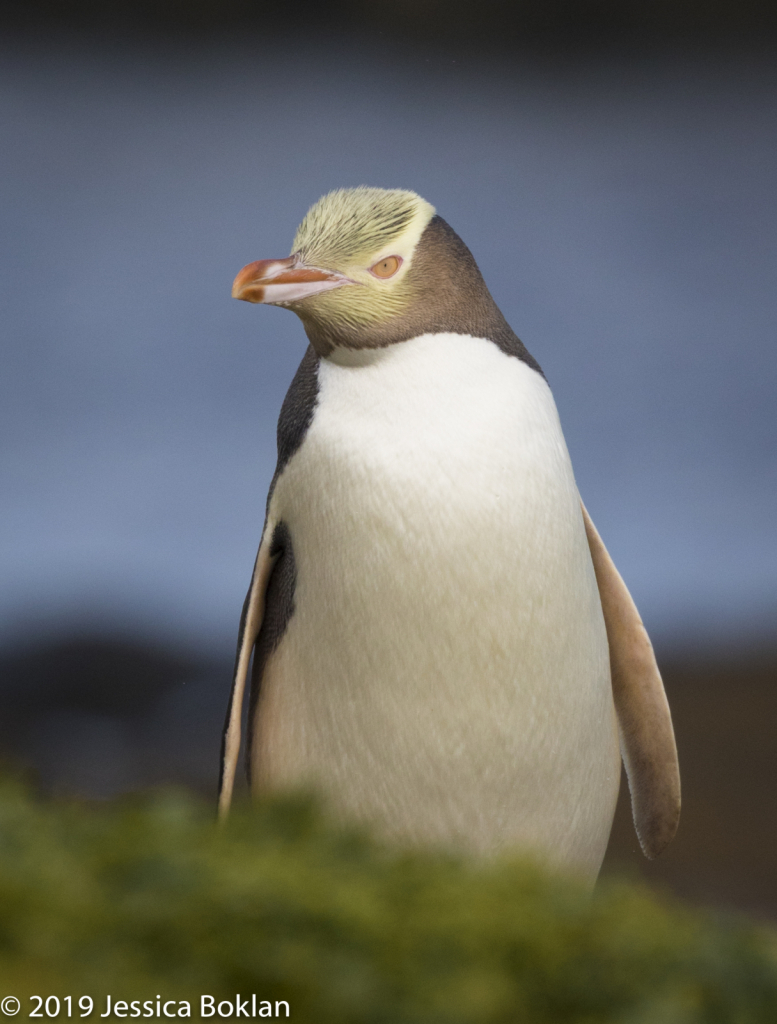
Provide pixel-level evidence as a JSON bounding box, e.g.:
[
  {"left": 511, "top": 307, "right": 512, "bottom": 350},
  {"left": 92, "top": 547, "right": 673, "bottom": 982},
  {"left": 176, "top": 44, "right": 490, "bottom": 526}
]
[{"left": 370, "top": 255, "right": 402, "bottom": 279}]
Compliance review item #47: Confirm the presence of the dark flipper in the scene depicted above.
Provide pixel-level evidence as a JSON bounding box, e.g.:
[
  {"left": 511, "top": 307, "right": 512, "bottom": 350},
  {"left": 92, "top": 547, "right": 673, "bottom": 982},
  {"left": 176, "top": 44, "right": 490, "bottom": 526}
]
[
  {"left": 582, "top": 502, "right": 681, "bottom": 858},
  {"left": 218, "top": 345, "right": 320, "bottom": 818},
  {"left": 218, "top": 528, "right": 278, "bottom": 819}
]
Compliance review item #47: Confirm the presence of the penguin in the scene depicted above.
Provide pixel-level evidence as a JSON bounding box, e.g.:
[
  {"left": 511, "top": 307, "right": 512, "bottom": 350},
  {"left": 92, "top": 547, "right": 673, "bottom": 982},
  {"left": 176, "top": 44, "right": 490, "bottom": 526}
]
[{"left": 219, "top": 187, "right": 680, "bottom": 881}]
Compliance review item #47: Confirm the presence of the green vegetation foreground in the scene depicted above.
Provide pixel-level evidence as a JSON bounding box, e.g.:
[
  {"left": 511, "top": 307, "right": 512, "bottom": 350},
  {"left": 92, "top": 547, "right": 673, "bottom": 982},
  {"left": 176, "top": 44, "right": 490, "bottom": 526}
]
[{"left": 0, "top": 777, "right": 776, "bottom": 1023}]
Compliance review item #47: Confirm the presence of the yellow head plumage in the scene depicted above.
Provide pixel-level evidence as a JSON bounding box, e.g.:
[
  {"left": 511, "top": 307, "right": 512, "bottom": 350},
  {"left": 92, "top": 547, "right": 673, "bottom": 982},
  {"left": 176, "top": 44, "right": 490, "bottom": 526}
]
[
  {"left": 287, "top": 187, "right": 436, "bottom": 343},
  {"left": 292, "top": 186, "right": 435, "bottom": 270}
]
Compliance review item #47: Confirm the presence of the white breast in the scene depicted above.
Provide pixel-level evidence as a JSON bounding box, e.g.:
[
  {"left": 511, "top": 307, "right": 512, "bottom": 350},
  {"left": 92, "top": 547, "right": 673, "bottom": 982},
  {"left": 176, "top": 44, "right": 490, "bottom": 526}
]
[{"left": 255, "top": 333, "right": 620, "bottom": 879}]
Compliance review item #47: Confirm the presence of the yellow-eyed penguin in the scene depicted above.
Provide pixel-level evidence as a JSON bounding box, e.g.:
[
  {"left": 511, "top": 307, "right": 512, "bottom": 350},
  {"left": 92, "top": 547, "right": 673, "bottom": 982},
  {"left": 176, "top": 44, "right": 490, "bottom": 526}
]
[{"left": 219, "top": 187, "right": 680, "bottom": 881}]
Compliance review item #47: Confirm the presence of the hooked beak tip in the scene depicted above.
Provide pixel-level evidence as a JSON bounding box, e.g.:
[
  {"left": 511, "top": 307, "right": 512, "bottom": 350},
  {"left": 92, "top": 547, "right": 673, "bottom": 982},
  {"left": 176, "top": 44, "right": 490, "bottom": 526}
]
[{"left": 232, "top": 260, "right": 274, "bottom": 302}]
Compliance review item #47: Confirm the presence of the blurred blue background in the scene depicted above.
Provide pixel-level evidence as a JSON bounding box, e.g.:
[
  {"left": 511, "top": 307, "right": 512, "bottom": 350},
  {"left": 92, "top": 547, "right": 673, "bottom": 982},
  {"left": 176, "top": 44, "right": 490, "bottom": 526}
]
[
  {"left": 2, "top": 37, "right": 774, "bottom": 651},
  {"left": 0, "top": 20, "right": 775, "bottom": 914}
]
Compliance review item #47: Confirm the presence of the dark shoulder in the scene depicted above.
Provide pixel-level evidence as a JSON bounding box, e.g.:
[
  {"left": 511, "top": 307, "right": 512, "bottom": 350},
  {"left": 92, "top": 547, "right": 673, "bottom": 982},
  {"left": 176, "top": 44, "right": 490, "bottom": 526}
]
[
  {"left": 264, "top": 345, "right": 320, "bottom": 513},
  {"left": 276, "top": 344, "right": 320, "bottom": 475}
]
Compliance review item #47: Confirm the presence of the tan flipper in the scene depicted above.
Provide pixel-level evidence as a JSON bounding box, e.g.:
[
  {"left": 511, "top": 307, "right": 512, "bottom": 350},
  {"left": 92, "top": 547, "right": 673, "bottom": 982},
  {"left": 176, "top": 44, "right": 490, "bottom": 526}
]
[
  {"left": 581, "top": 502, "right": 681, "bottom": 858},
  {"left": 218, "top": 527, "right": 278, "bottom": 820}
]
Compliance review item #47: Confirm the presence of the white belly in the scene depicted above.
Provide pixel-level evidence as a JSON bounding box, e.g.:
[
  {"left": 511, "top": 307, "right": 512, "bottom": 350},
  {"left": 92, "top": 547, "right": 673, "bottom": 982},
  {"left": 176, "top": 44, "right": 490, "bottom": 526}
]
[{"left": 254, "top": 333, "right": 620, "bottom": 878}]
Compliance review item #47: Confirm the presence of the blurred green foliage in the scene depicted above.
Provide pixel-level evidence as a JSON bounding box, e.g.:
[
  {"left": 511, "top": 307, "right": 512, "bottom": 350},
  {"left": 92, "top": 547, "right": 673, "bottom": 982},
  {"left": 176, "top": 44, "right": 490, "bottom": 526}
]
[{"left": 1, "top": 776, "right": 776, "bottom": 1023}]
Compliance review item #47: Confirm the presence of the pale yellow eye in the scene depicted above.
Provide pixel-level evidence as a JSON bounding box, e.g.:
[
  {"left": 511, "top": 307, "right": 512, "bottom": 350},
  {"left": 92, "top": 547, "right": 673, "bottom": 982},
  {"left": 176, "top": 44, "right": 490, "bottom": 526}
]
[{"left": 370, "top": 255, "right": 401, "bottom": 279}]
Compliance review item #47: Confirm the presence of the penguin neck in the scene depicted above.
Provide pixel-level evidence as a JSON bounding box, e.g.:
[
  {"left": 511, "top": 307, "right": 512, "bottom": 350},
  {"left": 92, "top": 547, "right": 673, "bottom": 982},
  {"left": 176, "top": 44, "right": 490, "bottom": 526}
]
[{"left": 297, "top": 217, "right": 542, "bottom": 378}]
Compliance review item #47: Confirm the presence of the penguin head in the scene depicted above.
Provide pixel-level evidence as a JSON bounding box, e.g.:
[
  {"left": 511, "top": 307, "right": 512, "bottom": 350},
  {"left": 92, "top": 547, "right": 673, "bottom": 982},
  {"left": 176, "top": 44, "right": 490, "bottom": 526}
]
[{"left": 233, "top": 186, "right": 506, "bottom": 357}]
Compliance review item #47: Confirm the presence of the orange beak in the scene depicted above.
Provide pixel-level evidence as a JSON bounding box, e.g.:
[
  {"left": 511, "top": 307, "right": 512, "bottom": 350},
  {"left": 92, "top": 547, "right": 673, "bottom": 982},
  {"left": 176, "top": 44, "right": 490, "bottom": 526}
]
[{"left": 232, "top": 256, "right": 354, "bottom": 305}]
